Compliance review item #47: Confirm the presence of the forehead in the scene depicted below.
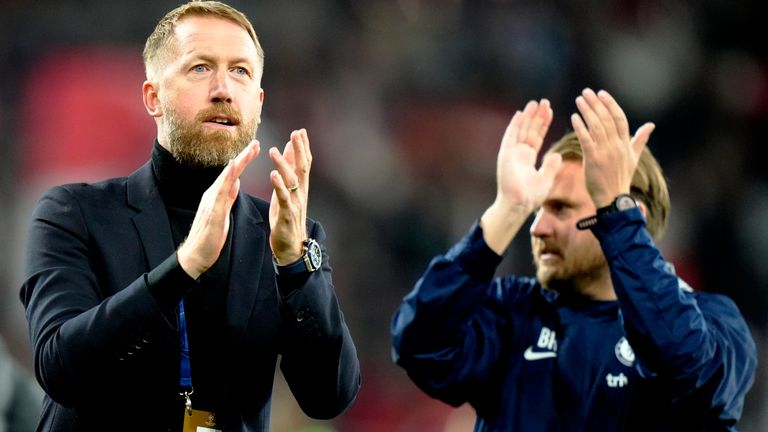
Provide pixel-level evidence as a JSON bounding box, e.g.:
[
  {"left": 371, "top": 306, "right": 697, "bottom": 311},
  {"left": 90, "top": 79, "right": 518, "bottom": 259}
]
[
  {"left": 546, "top": 160, "right": 591, "bottom": 202},
  {"left": 171, "top": 15, "right": 258, "bottom": 60}
]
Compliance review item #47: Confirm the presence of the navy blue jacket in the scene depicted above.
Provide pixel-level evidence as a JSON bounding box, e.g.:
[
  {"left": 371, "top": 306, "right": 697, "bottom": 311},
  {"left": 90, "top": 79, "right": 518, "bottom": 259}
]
[{"left": 392, "top": 208, "right": 756, "bottom": 431}]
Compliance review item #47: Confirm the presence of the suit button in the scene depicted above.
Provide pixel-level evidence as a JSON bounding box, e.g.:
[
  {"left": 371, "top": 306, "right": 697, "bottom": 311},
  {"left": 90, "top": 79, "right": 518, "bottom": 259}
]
[{"left": 296, "top": 310, "right": 305, "bottom": 322}]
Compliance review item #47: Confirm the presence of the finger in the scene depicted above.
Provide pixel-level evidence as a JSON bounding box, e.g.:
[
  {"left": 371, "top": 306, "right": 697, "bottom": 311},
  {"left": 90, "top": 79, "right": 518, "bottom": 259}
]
[
  {"left": 535, "top": 99, "right": 554, "bottom": 145},
  {"left": 290, "top": 130, "right": 312, "bottom": 188},
  {"left": 213, "top": 140, "right": 259, "bottom": 203},
  {"left": 290, "top": 129, "right": 312, "bottom": 177},
  {"left": 301, "top": 128, "right": 313, "bottom": 168},
  {"left": 288, "top": 130, "right": 304, "bottom": 169},
  {"left": 228, "top": 178, "right": 241, "bottom": 202},
  {"left": 210, "top": 161, "right": 242, "bottom": 211},
  {"left": 597, "top": 90, "right": 630, "bottom": 143},
  {"left": 629, "top": 122, "right": 656, "bottom": 158},
  {"left": 538, "top": 152, "right": 563, "bottom": 183},
  {"left": 229, "top": 140, "right": 261, "bottom": 179},
  {"left": 526, "top": 99, "right": 553, "bottom": 152},
  {"left": 206, "top": 157, "right": 238, "bottom": 203},
  {"left": 583, "top": 88, "right": 616, "bottom": 135},
  {"left": 517, "top": 100, "right": 539, "bottom": 145},
  {"left": 499, "top": 110, "right": 523, "bottom": 157},
  {"left": 269, "top": 146, "right": 299, "bottom": 193},
  {"left": 578, "top": 88, "right": 612, "bottom": 142},
  {"left": 570, "top": 112, "right": 596, "bottom": 156},
  {"left": 269, "top": 169, "right": 293, "bottom": 206}
]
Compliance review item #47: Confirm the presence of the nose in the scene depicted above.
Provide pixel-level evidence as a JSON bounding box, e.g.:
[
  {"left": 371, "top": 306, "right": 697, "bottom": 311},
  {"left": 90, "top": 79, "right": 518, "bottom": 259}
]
[
  {"left": 210, "top": 70, "right": 233, "bottom": 104},
  {"left": 530, "top": 209, "right": 553, "bottom": 238}
]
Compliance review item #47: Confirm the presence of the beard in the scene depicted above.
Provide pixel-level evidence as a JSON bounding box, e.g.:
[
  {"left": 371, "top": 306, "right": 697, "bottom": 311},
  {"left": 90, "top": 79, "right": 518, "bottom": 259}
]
[
  {"left": 533, "top": 241, "right": 608, "bottom": 293},
  {"left": 164, "top": 102, "right": 258, "bottom": 168}
]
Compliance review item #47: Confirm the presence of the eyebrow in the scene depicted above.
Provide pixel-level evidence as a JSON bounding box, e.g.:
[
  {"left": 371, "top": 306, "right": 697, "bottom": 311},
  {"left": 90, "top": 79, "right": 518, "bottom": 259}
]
[
  {"left": 186, "top": 53, "right": 254, "bottom": 67},
  {"left": 542, "top": 197, "right": 577, "bottom": 208}
]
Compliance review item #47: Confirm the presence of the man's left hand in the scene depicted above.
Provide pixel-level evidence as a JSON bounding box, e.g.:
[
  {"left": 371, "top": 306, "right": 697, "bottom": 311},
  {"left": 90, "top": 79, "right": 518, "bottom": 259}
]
[
  {"left": 268, "top": 128, "right": 311, "bottom": 264},
  {"left": 570, "top": 88, "right": 655, "bottom": 208}
]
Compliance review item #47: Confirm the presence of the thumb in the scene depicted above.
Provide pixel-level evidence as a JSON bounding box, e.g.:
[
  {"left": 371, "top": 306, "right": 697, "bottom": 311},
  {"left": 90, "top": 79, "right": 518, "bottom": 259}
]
[
  {"left": 630, "top": 122, "right": 655, "bottom": 157},
  {"left": 539, "top": 152, "right": 563, "bottom": 183}
]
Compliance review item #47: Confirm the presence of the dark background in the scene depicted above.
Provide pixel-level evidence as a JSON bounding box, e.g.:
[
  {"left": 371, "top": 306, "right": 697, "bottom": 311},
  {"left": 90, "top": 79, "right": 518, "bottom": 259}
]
[{"left": 1, "top": 1, "right": 766, "bottom": 430}]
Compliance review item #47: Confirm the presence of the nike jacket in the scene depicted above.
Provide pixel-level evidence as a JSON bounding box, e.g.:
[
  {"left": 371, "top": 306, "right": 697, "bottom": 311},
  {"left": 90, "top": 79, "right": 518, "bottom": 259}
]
[{"left": 391, "top": 208, "right": 756, "bottom": 431}]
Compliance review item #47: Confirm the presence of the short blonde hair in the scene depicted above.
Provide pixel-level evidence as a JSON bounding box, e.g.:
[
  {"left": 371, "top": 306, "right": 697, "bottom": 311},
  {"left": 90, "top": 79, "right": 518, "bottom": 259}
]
[
  {"left": 547, "top": 132, "right": 670, "bottom": 241},
  {"left": 143, "top": 0, "right": 264, "bottom": 79}
]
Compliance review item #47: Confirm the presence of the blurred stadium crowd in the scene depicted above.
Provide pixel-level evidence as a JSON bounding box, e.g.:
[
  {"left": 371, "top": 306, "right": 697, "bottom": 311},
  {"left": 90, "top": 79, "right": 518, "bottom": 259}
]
[{"left": 1, "top": 0, "right": 766, "bottom": 430}]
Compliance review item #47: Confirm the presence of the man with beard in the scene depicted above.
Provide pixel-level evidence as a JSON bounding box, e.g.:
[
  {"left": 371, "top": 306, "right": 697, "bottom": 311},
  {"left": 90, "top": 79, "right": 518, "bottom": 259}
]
[
  {"left": 20, "top": 2, "right": 360, "bottom": 431},
  {"left": 391, "top": 89, "right": 756, "bottom": 431}
]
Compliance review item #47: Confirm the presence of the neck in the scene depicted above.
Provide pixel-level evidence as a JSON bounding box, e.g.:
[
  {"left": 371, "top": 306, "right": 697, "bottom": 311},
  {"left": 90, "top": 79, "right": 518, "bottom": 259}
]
[
  {"left": 151, "top": 141, "right": 225, "bottom": 210},
  {"left": 546, "top": 268, "right": 616, "bottom": 302},
  {"left": 573, "top": 267, "right": 616, "bottom": 301}
]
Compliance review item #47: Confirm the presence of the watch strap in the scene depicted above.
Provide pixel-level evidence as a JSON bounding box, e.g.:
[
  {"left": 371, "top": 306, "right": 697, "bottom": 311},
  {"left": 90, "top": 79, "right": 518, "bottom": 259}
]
[{"left": 576, "top": 194, "right": 637, "bottom": 231}]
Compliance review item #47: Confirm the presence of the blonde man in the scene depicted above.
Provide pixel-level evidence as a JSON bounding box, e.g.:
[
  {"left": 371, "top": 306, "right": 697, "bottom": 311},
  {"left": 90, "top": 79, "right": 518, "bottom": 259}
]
[
  {"left": 392, "top": 89, "right": 756, "bottom": 430},
  {"left": 21, "top": 2, "right": 360, "bottom": 430}
]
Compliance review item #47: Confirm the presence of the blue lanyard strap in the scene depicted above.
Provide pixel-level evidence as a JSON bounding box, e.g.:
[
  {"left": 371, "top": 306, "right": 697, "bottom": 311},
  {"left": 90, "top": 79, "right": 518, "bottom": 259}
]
[{"left": 179, "top": 300, "right": 192, "bottom": 389}]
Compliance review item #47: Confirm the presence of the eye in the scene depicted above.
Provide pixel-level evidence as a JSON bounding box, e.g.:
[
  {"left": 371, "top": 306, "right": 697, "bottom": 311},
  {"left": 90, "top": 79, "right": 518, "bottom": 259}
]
[
  {"left": 232, "top": 66, "right": 250, "bottom": 77},
  {"left": 546, "top": 202, "right": 571, "bottom": 218},
  {"left": 191, "top": 64, "right": 209, "bottom": 73},
  {"left": 550, "top": 202, "right": 565, "bottom": 213}
]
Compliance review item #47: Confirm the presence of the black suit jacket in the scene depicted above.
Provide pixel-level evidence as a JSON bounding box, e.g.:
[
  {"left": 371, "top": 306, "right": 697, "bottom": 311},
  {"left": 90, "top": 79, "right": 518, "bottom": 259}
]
[{"left": 20, "top": 161, "right": 360, "bottom": 431}]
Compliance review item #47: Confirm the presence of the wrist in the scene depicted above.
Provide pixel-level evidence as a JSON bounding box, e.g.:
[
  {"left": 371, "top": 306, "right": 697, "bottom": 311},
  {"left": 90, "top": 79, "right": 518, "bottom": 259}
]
[
  {"left": 590, "top": 187, "right": 628, "bottom": 209},
  {"left": 577, "top": 193, "right": 638, "bottom": 230},
  {"left": 480, "top": 201, "right": 530, "bottom": 255},
  {"left": 272, "top": 247, "right": 302, "bottom": 265},
  {"left": 489, "top": 198, "right": 533, "bottom": 220},
  {"left": 273, "top": 239, "right": 323, "bottom": 275},
  {"left": 177, "top": 245, "right": 206, "bottom": 280}
]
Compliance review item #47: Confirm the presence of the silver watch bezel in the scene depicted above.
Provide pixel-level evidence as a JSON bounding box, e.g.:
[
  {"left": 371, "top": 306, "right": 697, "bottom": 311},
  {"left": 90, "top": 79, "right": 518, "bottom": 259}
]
[{"left": 303, "top": 239, "right": 322, "bottom": 272}]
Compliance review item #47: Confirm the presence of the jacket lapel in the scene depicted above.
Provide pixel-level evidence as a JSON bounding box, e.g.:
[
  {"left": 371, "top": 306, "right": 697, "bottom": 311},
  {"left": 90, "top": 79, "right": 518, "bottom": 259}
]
[
  {"left": 127, "top": 161, "right": 176, "bottom": 270},
  {"left": 227, "top": 191, "right": 267, "bottom": 334}
]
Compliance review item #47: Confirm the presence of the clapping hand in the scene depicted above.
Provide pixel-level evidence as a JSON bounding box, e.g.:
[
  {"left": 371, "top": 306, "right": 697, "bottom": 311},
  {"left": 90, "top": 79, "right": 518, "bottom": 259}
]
[
  {"left": 481, "top": 99, "right": 562, "bottom": 254},
  {"left": 268, "top": 129, "right": 312, "bottom": 265},
  {"left": 570, "top": 89, "right": 655, "bottom": 208}
]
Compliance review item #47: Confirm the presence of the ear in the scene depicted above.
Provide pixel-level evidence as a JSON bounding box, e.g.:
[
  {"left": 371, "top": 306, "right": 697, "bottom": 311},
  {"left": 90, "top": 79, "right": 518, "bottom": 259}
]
[
  {"left": 637, "top": 200, "right": 649, "bottom": 220},
  {"left": 256, "top": 88, "right": 265, "bottom": 124},
  {"left": 142, "top": 80, "right": 163, "bottom": 117}
]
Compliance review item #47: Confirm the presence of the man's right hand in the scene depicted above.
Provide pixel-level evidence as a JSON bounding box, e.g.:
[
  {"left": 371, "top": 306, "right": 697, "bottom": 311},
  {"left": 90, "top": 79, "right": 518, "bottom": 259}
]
[
  {"left": 480, "top": 99, "right": 562, "bottom": 255},
  {"left": 178, "top": 140, "right": 260, "bottom": 279}
]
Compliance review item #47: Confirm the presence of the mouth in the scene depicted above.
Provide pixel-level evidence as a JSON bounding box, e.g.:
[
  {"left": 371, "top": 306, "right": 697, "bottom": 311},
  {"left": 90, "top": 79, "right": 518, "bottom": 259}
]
[
  {"left": 536, "top": 246, "right": 562, "bottom": 263},
  {"left": 538, "top": 252, "right": 561, "bottom": 263},
  {"left": 203, "top": 115, "right": 239, "bottom": 128}
]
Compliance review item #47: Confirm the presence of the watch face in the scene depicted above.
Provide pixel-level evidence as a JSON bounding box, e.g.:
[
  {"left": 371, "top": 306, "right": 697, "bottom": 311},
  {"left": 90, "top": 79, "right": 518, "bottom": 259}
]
[
  {"left": 616, "top": 195, "right": 637, "bottom": 211},
  {"left": 307, "top": 239, "right": 322, "bottom": 270}
]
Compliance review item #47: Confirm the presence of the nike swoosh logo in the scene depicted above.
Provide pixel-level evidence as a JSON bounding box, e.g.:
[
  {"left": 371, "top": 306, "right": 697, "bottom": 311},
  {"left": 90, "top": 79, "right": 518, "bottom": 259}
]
[{"left": 524, "top": 346, "right": 557, "bottom": 361}]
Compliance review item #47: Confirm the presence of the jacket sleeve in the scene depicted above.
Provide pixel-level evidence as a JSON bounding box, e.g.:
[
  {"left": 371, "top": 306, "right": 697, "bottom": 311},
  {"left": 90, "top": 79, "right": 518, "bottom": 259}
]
[
  {"left": 391, "top": 223, "right": 528, "bottom": 406},
  {"left": 591, "top": 208, "right": 757, "bottom": 423},
  {"left": 276, "top": 221, "right": 361, "bottom": 419},
  {"left": 19, "top": 185, "right": 192, "bottom": 407}
]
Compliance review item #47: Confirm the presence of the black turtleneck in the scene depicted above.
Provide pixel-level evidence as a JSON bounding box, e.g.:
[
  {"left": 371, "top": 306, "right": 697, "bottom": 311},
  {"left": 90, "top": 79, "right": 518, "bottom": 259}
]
[
  {"left": 148, "top": 141, "right": 232, "bottom": 415},
  {"left": 151, "top": 141, "right": 225, "bottom": 210}
]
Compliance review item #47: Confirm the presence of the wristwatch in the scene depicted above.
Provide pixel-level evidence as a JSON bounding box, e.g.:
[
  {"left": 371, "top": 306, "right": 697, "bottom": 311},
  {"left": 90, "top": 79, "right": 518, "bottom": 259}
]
[
  {"left": 273, "top": 239, "right": 322, "bottom": 275},
  {"left": 576, "top": 194, "right": 638, "bottom": 230}
]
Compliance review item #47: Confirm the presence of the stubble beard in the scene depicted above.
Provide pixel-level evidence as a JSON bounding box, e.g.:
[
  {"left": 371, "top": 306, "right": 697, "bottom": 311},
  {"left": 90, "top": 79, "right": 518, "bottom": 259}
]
[
  {"left": 164, "top": 103, "right": 258, "bottom": 168},
  {"left": 534, "top": 248, "right": 607, "bottom": 294}
]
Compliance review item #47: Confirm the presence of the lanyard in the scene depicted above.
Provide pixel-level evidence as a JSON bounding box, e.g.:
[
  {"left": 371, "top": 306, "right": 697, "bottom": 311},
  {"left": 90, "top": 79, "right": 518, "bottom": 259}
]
[{"left": 179, "top": 300, "right": 193, "bottom": 413}]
